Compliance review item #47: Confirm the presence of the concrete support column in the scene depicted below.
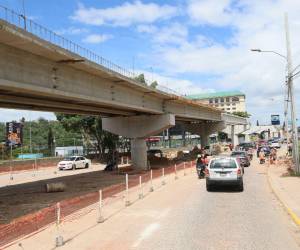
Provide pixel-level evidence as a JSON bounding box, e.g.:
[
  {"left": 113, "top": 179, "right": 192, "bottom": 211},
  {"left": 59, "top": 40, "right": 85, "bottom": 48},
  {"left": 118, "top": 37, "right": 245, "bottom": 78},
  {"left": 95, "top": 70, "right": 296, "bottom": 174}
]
[
  {"left": 184, "top": 121, "right": 226, "bottom": 148},
  {"left": 231, "top": 125, "right": 239, "bottom": 147},
  {"left": 200, "top": 132, "right": 209, "bottom": 148},
  {"left": 102, "top": 114, "right": 175, "bottom": 169},
  {"left": 130, "top": 138, "right": 147, "bottom": 169}
]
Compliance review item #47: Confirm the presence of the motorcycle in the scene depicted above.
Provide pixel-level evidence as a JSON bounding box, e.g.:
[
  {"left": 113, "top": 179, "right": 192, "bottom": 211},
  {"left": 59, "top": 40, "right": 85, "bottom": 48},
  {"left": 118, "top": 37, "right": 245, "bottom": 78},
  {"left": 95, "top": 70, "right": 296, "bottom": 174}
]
[
  {"left": 259, "top": 158, "right": 265, "bottom": 164},
  {"left": 196, "top": 162, "right": 206, "bottom": 179}
]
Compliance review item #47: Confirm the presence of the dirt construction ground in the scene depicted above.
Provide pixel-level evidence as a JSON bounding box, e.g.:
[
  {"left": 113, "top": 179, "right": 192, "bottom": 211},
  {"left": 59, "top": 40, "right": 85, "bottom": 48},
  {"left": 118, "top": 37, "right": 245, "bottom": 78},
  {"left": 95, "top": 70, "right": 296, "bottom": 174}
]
[
  {"left": 0, "top": 147, "right": 194, "bottom": 225},
  {"left": 0, "top": 169, "right": 132, "bottom": 224}
]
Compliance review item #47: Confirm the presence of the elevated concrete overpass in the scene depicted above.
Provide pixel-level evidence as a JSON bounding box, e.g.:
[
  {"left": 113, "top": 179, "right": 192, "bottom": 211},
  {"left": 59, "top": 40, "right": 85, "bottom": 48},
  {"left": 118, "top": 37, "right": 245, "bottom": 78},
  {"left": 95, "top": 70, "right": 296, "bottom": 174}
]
[{"left": 0, "top": 10, "right": 247, "bottom": 169}]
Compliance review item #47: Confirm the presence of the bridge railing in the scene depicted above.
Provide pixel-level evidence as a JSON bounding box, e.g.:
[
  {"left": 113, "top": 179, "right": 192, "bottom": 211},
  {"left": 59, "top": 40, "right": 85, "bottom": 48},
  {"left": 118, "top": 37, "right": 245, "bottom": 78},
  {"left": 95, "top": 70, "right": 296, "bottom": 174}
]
[
  {"left": 0, "top": 5, "right": 185, "bottom": 97},
  {"left": 0, "top": 5, "right": 136, "bottom": 79}
]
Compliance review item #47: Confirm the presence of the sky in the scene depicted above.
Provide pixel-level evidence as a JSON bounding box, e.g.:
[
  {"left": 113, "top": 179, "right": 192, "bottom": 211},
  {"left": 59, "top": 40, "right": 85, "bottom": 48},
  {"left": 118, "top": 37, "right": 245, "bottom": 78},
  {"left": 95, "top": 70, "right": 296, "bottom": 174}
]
[{"left": 1, "top": 0, "right": 300, "bottom": 125}]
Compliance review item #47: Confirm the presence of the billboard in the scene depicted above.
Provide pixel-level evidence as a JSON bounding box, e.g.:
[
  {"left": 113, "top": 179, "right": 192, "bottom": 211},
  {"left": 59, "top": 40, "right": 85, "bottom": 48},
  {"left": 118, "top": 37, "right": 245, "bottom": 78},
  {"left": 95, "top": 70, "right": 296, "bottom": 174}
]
[
  {"left": 271, "top": 115, "right": 280, "bottom": 125},
  {"left": 6, "top": 122, "right": 23, "bottom": 147}
]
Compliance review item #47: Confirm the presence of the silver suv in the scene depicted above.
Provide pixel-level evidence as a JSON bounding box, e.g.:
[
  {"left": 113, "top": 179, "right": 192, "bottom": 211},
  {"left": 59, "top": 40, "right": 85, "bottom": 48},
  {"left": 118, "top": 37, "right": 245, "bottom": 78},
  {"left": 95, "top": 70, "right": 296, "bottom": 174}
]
[{"left": 205, "top": 157, "right": 244, "bottom": 192}]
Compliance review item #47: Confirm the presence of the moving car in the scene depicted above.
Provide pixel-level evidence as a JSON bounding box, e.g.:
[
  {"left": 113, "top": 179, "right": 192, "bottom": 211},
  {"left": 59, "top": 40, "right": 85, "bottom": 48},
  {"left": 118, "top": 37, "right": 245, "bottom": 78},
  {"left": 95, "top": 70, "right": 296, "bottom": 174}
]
[
  {"left": 205, "top": 157, "right": 244, "bottom": 191},
  {"left": 231, "top": 151, "right": 250, "bottom": 167},
  {"left": 58, "top": 156, "right": 91, "bottom": 170},
  {"left": 269, "top": 141, "right": 281, "bottom": 149},
  {"left": 237, "top": 142, "right": 255, "bottom": 151}
]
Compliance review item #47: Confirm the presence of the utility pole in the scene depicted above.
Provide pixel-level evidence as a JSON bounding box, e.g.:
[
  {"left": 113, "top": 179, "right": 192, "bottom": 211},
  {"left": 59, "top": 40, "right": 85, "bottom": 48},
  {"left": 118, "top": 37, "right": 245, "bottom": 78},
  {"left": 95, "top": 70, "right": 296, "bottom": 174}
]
[
  {"left": 284, "top": 79, "right": 290, "bottom": 140},
  {"left": 285, "top": 13, "right": 299, "bottom": 173}
]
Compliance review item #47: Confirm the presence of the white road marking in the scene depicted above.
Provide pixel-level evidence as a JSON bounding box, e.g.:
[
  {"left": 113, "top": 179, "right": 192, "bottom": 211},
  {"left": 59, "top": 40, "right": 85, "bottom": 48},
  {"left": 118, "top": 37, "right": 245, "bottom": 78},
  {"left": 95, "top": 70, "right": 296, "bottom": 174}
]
[{"left": 132, "top": 223, "right": 160, "bottom": 248}]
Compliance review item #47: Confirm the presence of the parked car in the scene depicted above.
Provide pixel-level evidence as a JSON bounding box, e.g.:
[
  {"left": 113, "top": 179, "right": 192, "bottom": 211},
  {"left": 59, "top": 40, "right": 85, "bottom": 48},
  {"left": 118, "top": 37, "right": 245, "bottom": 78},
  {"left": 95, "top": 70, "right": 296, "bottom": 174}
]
[
  {"left": 147, "top": 149, "right": 163, "bottom": 158},
  {"left": 58, "top": 156, "right": 91, "bottom": 170},
  {"left": 205, "top": 157, "right": 244, "bottom": 191},
  {"left": 231, "top": 151, "right": 251, "bottom": 167}
]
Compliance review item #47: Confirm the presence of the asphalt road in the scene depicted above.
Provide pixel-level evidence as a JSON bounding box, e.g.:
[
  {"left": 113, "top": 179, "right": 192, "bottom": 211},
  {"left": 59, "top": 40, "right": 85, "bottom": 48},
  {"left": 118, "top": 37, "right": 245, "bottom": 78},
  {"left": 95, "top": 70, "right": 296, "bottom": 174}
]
[
  {"left": 8, "top": 159, "right": 300, "bottom": 250},
  {"left": 136, "top": 163, "right": 300, "bottom": 250}
]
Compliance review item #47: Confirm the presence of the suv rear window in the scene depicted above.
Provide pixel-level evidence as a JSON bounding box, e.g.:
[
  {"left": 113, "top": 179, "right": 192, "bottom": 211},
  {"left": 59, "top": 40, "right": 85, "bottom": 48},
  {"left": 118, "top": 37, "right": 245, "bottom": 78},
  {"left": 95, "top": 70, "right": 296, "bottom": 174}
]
[
  {"left": 210, "top": 159, "right": 237, "bottom": 169},
  {"left": 231, "top": 152, "right": 246, "bottom": 157}
]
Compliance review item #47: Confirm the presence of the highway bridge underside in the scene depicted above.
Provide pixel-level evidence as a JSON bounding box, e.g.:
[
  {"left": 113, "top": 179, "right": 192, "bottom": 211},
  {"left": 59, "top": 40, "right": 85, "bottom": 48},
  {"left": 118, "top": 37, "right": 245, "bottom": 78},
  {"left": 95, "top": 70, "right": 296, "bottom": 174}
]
[
  {"left": 0, "top": 22, "right": 245, "bottom": 170},
  {"left": 102, "top": 115, "right": 226, "bottom": 169}
]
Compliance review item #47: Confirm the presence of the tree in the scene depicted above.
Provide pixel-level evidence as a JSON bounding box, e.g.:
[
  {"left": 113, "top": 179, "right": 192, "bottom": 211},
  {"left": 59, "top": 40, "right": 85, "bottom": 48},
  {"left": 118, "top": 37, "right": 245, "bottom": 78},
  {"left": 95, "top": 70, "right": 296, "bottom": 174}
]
[
  {"left": 150, "top": 81, "right": 158, "bottom": 88},
  {"left": 134, "top": 74, "right": 147, "bottom": 85},
  {"left": 55, "top": 114, "right": 119, "bottom": 160},
  {"left": 47, "top": 127, "right": 54, "bottom": 156},
  {"left": 232, "top": 111, "right": 251, "bottom": 118}
]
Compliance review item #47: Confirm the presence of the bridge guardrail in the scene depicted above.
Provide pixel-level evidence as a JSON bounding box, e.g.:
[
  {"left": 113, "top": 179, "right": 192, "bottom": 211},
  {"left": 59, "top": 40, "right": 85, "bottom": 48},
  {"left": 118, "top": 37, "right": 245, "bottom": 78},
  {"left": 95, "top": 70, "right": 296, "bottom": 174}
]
[{"left": 0, "top": 5, "right": 184, "bottom": 98}]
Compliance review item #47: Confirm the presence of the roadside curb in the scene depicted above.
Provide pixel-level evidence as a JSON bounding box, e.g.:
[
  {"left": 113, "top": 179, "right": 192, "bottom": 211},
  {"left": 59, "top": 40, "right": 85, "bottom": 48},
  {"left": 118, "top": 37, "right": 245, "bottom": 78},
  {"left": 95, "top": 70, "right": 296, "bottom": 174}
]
[{"left": 266, "top": 167, "right": 300, "bottom": 227}]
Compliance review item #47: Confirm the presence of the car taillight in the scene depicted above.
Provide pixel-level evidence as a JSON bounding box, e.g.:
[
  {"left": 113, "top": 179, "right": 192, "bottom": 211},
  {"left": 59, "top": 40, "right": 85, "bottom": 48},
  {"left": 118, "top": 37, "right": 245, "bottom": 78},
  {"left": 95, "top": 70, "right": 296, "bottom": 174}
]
[
  {"left": 237, "top": 168, "right": 242, "bottom": 176},
  {"left": 205, "top": 168, "right": 210, "bottom": 177}
]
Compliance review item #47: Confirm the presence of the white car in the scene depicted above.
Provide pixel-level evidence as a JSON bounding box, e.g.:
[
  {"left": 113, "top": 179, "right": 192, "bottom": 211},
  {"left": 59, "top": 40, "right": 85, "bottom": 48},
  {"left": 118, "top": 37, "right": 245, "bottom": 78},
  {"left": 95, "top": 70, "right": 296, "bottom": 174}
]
[
  {"left": 205, "top": 157, "right": 244, "bottom": 192},
  {"left": 58, "top": 156, "right": 91, "bottom": 170},
  {"left": 270, "top": 141, "right": 281, "bottom": 149}
]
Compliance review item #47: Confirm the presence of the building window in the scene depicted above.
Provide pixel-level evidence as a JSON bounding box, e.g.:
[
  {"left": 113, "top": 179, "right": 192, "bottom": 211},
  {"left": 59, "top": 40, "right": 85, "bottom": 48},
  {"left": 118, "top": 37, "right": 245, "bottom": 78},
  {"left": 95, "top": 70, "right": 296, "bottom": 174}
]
[
  {"left": 227, "top": 103, "right": 230, "bottom": 106},
  {"left": 209, "top": 99, "right": 213, "bottom": 104},
  {"left": 220, "top": 98, "right": 224, "bottom": 102},
  {"left": 232, "top": 107, "right": 236, "bottom": 110},
  {"left": 222, "top": 108, "right": 225, "bottom": 111},
  {"left": 232, "top": 96, "right": 239, "bottom": 102},
  {"left": 221, "top": 104, "right": 224, "bottom": 107},
  {"left": 215, "top": 104, "right": 219, "bottom": 107},
  {"left": 232, "top": 103, "right": 236, "bottom": 106},
  {"left": 226, "top": 97, "right": 230, "bottom": 102},
  {"left": 227, "top": 108, "right": 231, "bottom": 111},
  {"left": 215, "top": 98, "right": 219, "bottom": 103}
]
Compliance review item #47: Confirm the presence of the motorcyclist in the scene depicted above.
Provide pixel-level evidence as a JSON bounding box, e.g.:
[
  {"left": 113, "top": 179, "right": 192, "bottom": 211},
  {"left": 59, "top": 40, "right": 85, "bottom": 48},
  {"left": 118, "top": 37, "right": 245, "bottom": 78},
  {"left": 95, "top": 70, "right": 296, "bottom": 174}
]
[
  {"left": 196, "top": 154, "right": 207, "bottom": 178},
  {"left": 259, "top": 149, "right": 265, "bottom": 164}
]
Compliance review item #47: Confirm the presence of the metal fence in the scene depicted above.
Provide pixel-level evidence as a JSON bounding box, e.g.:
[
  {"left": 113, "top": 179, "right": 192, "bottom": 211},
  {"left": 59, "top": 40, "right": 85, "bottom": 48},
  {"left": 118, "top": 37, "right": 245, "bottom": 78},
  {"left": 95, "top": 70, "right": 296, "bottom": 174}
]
[
  {"left": 0, "top": 161, "right": 196, "bottom": 248},
  {"left": 0, "top": 5, "right": 183, "bottom": 97}
]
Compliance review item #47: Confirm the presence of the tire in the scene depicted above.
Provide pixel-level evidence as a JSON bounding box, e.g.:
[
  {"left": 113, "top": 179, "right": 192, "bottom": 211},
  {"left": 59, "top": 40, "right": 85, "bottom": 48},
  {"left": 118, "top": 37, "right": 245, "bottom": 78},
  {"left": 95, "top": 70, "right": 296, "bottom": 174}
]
[
  {"left": 238, "top": 181, "right": 244, "bottom": 192},
  {"left": 206, "top": 182, "right": 212, "bottom": 191},
  {"left": 85, "top": 163, "right": 89, "bottom": 169},
  {"left": 72, "top": 164, "right": 76, "bottom": 170}
]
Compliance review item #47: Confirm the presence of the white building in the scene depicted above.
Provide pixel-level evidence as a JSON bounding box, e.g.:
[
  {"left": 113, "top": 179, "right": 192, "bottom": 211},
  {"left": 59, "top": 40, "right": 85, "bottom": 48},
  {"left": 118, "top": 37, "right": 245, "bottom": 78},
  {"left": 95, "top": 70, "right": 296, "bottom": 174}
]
[
  {"left": 55, "top": 146, "right": 84, "bottom": 157},
  {"left": 188, "top": 91, "right": 246, "bottom": 113}
]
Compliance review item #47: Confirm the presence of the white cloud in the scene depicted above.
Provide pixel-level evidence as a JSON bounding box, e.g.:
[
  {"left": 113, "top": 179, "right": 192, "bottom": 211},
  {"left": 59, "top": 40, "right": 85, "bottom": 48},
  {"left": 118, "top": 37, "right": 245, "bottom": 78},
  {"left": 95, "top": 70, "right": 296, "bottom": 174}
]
[
  {"left": 82, "top": 34, "right": 113, "bottom": 44},
  {"left": 71, "top": 1, "right": 178, "bottom": 27},
  {"left": 136, "top": 24, "right": 158, "bottom": 33},
  {"left": 142, "top": 0, "right": 300, "bottom": 124},
  {"left": 153, "top": 23, "right": 188, "bottom": 45},
  {"left": 56, "top": 27, "right": 89, "bottom": 36},
  {"left": 187, "top": 0, "right": 238, "bottom": 26},
  {"left": 0, "top": 109, "right": 55, "bottom": 122},
  {"left": 139, "top": 70, "right": 215, "bottom": 95}
]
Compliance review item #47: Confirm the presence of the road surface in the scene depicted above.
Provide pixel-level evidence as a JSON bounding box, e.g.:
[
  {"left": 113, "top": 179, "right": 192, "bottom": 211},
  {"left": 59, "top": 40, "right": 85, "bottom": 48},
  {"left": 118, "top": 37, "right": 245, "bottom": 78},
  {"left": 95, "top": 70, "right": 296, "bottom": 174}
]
[{"left": 10, "top": 158, "right": 300, "bottom": 250}]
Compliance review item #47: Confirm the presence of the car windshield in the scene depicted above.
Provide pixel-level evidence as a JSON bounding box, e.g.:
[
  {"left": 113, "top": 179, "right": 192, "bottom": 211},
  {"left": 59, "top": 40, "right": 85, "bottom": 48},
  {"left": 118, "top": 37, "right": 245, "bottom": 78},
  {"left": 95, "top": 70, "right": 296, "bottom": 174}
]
[
  {"left": 210, "top": 159, "right": 237, "bottom": 169},
  {"left": 64, "top": 157, "right": 76, "bottom": 161},
  {"left": 231, "top": 152, "right": 246, "bottom": 156}
]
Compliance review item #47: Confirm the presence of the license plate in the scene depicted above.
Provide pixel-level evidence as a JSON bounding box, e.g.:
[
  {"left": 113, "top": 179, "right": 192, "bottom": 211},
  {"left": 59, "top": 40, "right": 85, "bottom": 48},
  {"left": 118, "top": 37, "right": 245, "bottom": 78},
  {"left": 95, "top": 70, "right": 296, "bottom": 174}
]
[{"left": 220, "top": 173, "right": 227, "bottom": 177}]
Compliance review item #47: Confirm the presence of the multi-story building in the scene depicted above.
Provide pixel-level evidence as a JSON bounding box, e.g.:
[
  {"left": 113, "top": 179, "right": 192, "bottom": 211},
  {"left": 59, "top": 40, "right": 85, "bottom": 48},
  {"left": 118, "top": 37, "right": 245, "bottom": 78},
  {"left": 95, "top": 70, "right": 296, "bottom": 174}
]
[{"left": 187, "top": 91, "right": 246, "bottom": 113}]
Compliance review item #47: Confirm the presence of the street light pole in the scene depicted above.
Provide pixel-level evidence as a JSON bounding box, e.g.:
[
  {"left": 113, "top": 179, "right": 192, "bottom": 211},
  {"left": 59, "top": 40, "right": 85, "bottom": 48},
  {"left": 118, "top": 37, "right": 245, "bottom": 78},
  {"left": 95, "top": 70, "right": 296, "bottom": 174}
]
[
  {"left": 251, "top": 48, "right": 290, "bottom": 142},
  {"left": 285, "top": 13, "right": 299, "bottom": 173}
]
